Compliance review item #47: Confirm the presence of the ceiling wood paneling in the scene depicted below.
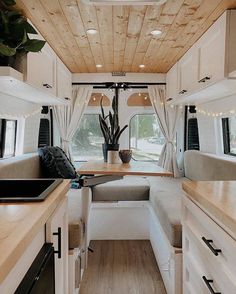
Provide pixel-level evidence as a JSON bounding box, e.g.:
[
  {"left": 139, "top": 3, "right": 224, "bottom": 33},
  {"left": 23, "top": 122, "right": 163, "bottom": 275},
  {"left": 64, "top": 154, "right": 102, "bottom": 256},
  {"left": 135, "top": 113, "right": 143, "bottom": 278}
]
[{"left": 16, "top": 0, "right": 236, "bottom": 73}]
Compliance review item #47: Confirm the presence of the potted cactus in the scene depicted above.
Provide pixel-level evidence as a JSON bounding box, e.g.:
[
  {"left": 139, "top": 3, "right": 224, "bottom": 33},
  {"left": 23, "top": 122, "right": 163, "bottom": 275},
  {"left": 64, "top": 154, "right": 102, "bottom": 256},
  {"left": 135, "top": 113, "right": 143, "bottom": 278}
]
[{"left": 99, "top": 95, "right": 128, "bottom": 162}]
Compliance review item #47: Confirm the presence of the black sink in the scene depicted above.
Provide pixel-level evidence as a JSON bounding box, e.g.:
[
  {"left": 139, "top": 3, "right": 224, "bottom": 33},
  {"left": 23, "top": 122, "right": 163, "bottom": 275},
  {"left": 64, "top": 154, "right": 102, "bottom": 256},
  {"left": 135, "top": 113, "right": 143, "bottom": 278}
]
[{"left": 0, "top": 179, "right": 63, "bottom": 202}]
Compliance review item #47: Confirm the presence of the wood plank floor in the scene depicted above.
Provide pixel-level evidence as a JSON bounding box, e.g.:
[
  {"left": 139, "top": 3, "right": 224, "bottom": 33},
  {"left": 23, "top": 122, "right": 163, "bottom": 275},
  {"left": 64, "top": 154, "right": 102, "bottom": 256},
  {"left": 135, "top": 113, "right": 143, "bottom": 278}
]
[{"left": 80, "top": 240, "right": 167, "bottom": 294}]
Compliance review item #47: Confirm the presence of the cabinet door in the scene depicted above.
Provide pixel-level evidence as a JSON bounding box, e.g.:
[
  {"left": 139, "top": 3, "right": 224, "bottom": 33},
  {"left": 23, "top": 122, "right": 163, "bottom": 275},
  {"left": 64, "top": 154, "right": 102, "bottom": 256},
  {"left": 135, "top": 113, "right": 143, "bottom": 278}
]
[
  {"left": 198, "top": 12, "right": 226, "bottom": 85},
  {"left": 26, "top": 43, "right": 57, "bottom": 95},
  {"left": 178, "top": 46, "right": 198, "bottom": 96},
  {"left": 57, "top": 57, "right": 72, "bottom": 100},
  {"left": 46, "top": 198, "right": 68, "bottom": 294},
  {"left": 166, "top": 63, "right": 179, "bottom": 100}
]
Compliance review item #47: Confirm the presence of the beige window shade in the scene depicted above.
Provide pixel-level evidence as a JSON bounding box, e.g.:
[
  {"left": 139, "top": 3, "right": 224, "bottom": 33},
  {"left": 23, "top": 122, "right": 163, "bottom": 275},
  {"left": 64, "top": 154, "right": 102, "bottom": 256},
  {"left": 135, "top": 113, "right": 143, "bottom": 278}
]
[
  {"left": 88, "top": 93, "right": 110, "bottom": 106},
  {"left": 127, "top": 93, "right": 152, "bottom": 107}
]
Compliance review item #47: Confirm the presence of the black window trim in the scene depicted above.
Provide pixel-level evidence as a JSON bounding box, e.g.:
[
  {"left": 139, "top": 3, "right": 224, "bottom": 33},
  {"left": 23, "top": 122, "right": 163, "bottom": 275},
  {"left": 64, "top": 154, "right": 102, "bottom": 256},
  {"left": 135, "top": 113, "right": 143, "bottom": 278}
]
[
  {"left": 222, "top": 117, "right": 236, "bottom": 156},
  {"left": 0, "top": 119, "right": 17, "bottom": 159}
]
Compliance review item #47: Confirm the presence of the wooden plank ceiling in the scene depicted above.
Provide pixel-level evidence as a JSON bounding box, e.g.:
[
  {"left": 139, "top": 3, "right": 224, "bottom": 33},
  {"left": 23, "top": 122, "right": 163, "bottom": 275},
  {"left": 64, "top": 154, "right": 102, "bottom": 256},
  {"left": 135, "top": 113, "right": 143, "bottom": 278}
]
[{"left": 16, "top": 0, "right": 236, "bottom": 73}]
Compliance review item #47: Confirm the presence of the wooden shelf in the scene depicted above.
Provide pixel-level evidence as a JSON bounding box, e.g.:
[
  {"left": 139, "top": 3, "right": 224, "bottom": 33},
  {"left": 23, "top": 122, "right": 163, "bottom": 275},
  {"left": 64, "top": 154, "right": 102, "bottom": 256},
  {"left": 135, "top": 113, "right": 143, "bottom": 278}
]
[{"left": 0, "top": 67, "right": 68, "bottom": 105}]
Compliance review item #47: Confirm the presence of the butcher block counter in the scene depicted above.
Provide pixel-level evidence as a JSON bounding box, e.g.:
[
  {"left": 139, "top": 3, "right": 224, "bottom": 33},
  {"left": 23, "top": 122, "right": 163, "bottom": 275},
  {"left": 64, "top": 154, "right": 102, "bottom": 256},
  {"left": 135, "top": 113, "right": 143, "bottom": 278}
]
[
  {"left": 182, "top": 181, "right": 236, "bottom": 293},
  {"left": 0, "top": 179, "right": 70, "bottom": 289},
  {"left": 182, "top": 180, "right": 236, "bottom": 241}
]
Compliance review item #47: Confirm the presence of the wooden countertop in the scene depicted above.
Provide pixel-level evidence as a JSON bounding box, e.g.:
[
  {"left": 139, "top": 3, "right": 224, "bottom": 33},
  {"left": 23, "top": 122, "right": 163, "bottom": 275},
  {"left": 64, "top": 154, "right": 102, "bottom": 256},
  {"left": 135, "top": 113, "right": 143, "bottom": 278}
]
[
  {"left": 0, "top": 180, "right": 70, "bottom": 284},
  {"left": 182, "top": 181, "right": 236, "bottom": 240},
  {"left": 78, "top": 161, "right": 173, "bottom": 177}
]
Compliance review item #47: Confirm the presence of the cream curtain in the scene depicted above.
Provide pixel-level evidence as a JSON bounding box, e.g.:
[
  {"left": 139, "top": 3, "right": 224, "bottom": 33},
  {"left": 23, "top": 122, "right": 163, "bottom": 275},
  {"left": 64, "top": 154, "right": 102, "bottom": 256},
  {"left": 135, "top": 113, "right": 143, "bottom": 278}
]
[
  {"left": 53, "top": 85, "right": 93, "bottom": 160},
  {"left": 148, "top": 85, "right": 180, "bottom": 177}
]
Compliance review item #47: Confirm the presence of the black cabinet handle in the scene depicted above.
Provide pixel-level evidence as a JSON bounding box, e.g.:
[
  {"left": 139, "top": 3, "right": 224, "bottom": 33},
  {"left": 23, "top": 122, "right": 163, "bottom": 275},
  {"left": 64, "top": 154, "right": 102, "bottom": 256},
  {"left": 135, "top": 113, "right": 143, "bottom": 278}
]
[
  {"left": 202, "top": 276, "right": 221, "bottom": 294},
  {"left": 43, "top": 83, "right": 53, "bottom": 89},
  {"left": 202, "top": 237, "right": 222, "bottom": 256},
  {"left": 178, "top": 89, "right": 187, "bottom": 95},
  {"left": 53, "top": 227, "right": 62, "bottom": 259},
  {"left": 198, "top": 76, "right": 211, "bottom": 83}
]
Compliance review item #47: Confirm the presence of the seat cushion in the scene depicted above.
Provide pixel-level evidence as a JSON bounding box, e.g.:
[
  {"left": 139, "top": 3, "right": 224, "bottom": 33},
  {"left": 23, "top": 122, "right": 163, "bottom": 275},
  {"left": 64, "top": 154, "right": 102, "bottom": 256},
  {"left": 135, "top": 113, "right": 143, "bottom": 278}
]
[
  {"left": 147, "top": 176, "right": 189, "bottom": 248},
  {"left": 67, "top": 189, "right": 84, "bottom": 249},
  {"left": 0, "top": 153, "right": 41, "bottom": 179},
  {"left": 184, "top": 150, "right": 236, "bottom": 181},
  {"left": 92, "top": 176, "right": 150, "bottom": 202}
]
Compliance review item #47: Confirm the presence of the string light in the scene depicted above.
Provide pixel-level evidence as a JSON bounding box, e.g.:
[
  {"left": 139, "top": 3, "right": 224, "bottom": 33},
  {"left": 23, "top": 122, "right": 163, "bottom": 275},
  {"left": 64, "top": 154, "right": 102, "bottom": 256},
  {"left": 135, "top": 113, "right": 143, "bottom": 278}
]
[
  {"left": 0, "top": 107, "right": 42, "bottom": 119},
  {"left": 196, "top": 106, "right": 236, "bottom": 117}
]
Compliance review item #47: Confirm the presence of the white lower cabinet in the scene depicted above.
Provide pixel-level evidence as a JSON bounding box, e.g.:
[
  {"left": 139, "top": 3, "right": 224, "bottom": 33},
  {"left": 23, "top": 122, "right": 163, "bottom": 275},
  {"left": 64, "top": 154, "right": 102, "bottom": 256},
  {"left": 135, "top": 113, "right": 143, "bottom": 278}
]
[
  {"left": 46, "top": 198, "right": 69, "bottom": 294},
  {"left": 182, "top": 195, "right": 236, "bottom": 294}
]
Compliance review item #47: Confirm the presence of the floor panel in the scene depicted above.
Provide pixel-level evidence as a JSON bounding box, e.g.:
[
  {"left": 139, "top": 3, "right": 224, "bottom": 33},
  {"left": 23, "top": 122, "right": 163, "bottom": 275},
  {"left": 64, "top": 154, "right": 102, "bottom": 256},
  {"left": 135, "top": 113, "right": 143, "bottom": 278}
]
[{"left": 80, "top": 240, "right": 166, "bottom": 294}]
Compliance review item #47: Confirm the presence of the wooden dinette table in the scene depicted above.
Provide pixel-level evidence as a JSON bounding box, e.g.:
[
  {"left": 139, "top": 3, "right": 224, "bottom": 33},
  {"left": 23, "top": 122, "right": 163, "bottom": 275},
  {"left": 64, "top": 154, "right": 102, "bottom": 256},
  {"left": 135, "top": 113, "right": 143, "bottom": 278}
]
[
  {"left": 77, "top": 160, "right": 173, "bottom": 177},
  {"left": 77, "top": 160, "right": 172, "bottom": 268}
]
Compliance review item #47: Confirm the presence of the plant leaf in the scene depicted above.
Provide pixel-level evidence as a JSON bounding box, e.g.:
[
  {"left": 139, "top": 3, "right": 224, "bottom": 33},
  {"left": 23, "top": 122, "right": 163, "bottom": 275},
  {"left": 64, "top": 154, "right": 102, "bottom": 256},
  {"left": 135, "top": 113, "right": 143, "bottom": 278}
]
[
  {"left": 16, "top": 30, "right": 27, "bottom": 49},
  {"left": 2, "top": 0, "right": 16, "bottom": 6},
  {"left": 113, "top": 126, "right": 120, "bottom": 144},
  {"left": 23, "top": 39, "right": 46, "bottom": 52},
  {"left": 6, "top": 10, "right": 21, "bottom": 18},
  {"left": 115, "top": 125, "right": 128, "bottom": 144},
  {"left": 22, "top": 21, "right": 38, "bottom": 34},
  {"left": 99, "top": 115, "right": 111, "bottom": 144},
  {"left": 0, "top": 43, "right": 16, "bottom": 56},
  {"left": 100, "top": 96, "right": 105, "bottom": 119}
]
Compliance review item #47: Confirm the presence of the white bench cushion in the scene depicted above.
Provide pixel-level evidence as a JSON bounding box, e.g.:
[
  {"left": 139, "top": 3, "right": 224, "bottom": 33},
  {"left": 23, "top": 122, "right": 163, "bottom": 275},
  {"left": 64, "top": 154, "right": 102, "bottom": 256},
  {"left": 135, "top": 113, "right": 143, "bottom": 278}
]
[
  {"left": 92, "top": 176, "right": 150, "bottom": 202},
  {"left": 148, "top": 176, "right": 188, "bottom": 248}
]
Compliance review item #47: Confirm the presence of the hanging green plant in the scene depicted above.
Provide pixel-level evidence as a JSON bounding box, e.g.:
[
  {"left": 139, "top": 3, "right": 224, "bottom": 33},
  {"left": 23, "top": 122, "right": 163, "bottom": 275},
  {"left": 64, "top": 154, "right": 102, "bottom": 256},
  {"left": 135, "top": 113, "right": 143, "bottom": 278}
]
[{"left": 0, "top": 0, "right": 46, "bottom": 67}]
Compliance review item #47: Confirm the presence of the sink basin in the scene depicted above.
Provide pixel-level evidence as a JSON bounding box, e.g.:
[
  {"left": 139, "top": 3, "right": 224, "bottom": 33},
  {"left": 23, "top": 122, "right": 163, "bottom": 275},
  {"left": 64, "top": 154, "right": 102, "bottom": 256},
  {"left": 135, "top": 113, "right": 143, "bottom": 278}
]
[{"left": 0, "top": 179, "right": 63, "bottom": 202}]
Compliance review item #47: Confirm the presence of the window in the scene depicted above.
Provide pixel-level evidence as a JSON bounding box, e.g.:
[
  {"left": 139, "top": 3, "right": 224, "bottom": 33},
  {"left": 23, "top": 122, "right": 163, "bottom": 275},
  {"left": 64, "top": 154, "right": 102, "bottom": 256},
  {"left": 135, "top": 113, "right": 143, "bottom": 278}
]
[
  {"left": 0, "top": 119, "right": 17, "bottom": 158},
  {"left": 130, "top": 114, "right": 165, "bottom": 161},
  {"left": 222, "top": 117, "right": 236, "bottom": 155},
  {"left": 187, "top": 118, "right": 199, "bottom": 150},
  {"left": 71, "top": 114, "right": 104, "bottom": 161}
]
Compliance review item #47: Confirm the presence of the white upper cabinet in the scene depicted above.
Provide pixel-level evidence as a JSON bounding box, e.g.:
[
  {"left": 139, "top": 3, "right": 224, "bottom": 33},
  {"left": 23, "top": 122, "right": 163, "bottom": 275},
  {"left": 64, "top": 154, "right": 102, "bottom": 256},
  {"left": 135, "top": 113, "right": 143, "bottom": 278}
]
[
  {"left": 168, "top": 10, "right": 236, "bottom": 104},
  {"left": 57, "top": 57, "right": 72, "bottom": 100},
  {"left": 25, "top": 43, "right": 57, "bottom": 96},
  {"left": 2, "top": 20, "right": 70, "bottom": 105},
  {"left": 198, "top": 11, "right": 226, "bottom": 86},
  {"left": 178, "top": 44, "right": 199, "bottom": 96},
  {"left": 166, "top": 63, "right": 178, "bottom": 100}
]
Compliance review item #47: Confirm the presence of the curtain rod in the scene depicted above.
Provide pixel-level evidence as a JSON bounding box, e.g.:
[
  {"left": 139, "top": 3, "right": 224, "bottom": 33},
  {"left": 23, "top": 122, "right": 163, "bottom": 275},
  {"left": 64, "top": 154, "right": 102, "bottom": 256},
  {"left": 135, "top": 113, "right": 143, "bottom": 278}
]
[{"left": 72, "top": 82, "right": 166, "bottom": 89}]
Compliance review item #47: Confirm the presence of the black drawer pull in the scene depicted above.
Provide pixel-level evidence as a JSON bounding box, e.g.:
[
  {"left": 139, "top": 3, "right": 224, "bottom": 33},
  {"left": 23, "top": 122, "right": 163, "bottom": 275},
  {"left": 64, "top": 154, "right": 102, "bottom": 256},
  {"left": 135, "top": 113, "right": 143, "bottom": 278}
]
[
  {"left": 178, "top": 89, "right": 187, "bottom": 95},
  {"left": 43, "top": 83, "right": 53, "bottom": 89},
  {"left": 198, "top": 76, "right": 211, "bottom": 83},
  {"left": 202, "top": 237, "right": 222, "bottom": 256},
  {"left": 53, "top": 227, "right": 62, "bottom": 259},
  {"left": 202, "top": 276, "right": 221, "bottom": 294}
]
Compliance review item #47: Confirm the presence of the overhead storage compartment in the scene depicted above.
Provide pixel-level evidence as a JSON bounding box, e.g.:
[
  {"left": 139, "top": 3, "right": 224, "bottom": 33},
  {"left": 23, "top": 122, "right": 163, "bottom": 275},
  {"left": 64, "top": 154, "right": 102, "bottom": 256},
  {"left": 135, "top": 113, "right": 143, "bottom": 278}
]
[
  {"left": 0, "top": 67, "right": 67, "bottom": 105},
  {"left": 167, "top": 10, "right": 236, "bottom": 105}
]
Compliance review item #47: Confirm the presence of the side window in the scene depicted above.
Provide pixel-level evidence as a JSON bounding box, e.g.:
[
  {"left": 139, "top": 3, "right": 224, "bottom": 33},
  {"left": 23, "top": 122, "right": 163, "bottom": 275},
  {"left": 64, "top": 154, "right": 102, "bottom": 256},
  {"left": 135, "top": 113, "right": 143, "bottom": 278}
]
[
  {"left": 222, "top": 117, "right": 236, "bottom": 156},
  {"left": 187, "top": 118, "right": 199, "bottom": 150},
  {"left": 71, "top": 114, "right": 103, "bottom": 161},
  {"left": 129, "top": 114, "right": 165, "bottom": 161},
  {"left": 0, "top": 119, "right": 17, "bottom": 158},
  {"left": 185, "top": 106, "right": 199, "bottom": 151},
  {"left": 38, "top": 106, "right": 53, "bottom": 147}
]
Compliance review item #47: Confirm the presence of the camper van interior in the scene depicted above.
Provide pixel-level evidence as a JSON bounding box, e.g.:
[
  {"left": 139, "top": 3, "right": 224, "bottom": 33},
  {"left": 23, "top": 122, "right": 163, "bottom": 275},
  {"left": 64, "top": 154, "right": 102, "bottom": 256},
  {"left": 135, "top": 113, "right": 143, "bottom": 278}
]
[{"left": 1, "top": 0, "right": 236, "bottom": 293}]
